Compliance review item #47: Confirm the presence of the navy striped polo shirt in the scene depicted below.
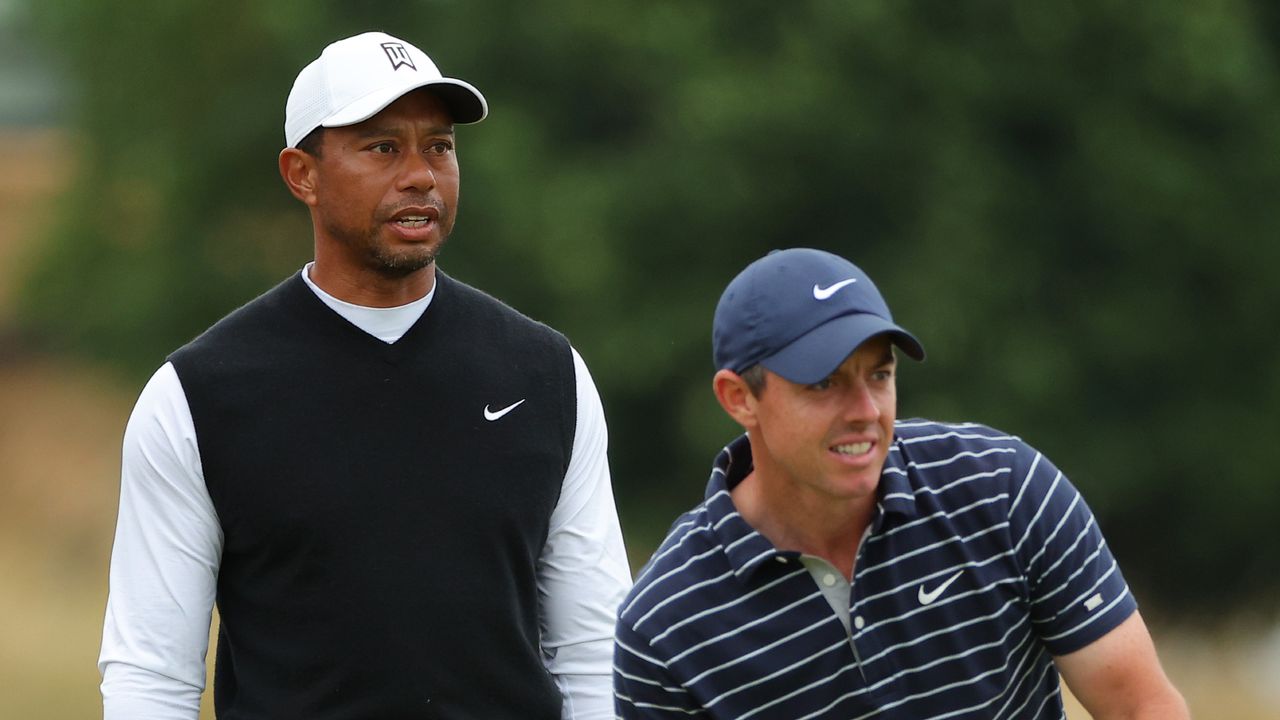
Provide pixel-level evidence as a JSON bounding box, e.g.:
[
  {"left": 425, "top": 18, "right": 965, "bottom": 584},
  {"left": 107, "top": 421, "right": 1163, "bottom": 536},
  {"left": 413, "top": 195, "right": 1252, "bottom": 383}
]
[{"left": 614, "top": 420, "right": 1136, "bottom": 719}]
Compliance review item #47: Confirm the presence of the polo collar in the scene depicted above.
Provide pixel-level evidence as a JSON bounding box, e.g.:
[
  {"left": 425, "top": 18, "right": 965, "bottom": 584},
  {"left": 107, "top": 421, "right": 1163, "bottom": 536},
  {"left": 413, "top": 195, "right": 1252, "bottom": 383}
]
[
  {"left": 702, "top": 435, "right": 794, "bottom": 579},
  {"left": 703, "top": 432, "right": 924, "bottom": 580},
  {"left": 875, "top": 438, "right": 921, "bottom": 527}
]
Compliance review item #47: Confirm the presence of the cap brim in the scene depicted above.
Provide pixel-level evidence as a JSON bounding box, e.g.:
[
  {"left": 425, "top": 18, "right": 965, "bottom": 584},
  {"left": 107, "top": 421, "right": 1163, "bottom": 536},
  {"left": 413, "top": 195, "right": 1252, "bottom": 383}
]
[
  {"left": 759, "top": 313, "right": 925, "bottom": 385},
  {"left": 322, "top": 78, "right": 488, "bottom": 129}
]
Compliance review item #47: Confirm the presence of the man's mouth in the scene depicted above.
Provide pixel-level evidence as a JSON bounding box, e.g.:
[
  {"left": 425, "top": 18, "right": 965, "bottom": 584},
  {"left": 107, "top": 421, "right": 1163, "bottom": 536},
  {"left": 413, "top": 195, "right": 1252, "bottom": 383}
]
[
  {"left": 832, "top": 442, "right": 872, "bottom": 456},
  {"left": 393, "top": 216, "right": 433, "bottom": 228}
]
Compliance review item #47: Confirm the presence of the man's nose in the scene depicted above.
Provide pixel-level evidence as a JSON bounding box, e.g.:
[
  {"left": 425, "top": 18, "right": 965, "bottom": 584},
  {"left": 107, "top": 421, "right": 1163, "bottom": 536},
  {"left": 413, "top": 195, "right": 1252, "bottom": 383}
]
[
  {"left": 843, "top": 381, "right": 880, "bottom": 423},
  {"left": 396, "top": 150, "right": 437, "bottom": 191}
]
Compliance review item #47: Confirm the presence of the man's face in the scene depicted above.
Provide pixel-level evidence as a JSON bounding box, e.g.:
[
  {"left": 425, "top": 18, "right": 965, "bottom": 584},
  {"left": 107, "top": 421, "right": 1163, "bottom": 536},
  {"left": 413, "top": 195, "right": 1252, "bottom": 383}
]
[
  {"left": 309, "top": 89, "right": 460, "bottom": 278},
  {"left": 749, "top": 335, "right": 898, "bottom": 503}
]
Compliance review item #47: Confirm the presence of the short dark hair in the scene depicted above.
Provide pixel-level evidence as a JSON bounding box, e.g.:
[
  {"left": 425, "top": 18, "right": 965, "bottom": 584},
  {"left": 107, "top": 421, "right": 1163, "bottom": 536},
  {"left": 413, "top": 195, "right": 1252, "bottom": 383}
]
[
  {"left": 739, "top": 365, "right": 767, "bottom": 397},
  {"left": 296, "top": 126, "right": 326, "bottom": 157}
]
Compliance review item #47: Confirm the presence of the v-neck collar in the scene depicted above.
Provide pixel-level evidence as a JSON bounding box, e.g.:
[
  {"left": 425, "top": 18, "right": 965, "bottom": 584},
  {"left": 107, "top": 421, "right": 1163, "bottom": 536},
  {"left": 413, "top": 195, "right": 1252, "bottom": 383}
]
[
  {"left": 282, "top": 270, "right": 451, "bottom": 366},
  {"left": 301, "top": 263, "right": 436, "bottom": 344}
]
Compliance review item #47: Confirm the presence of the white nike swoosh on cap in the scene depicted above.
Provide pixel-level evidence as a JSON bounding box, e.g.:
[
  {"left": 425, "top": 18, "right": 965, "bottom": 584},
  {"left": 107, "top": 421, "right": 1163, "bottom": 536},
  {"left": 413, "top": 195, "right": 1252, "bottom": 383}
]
[
  {"left": 813, "top": 278, "right": 858, "bottom": 300},
  {"left": 483, "top": 399, "right": 526, "bottom": 421}
]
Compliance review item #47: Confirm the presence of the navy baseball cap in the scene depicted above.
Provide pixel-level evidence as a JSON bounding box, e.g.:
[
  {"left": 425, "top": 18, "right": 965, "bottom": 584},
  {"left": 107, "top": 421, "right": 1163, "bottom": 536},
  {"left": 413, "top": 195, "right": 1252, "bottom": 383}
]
[{"left": 713, "top": 248, "right": 925, "bottom": 384}]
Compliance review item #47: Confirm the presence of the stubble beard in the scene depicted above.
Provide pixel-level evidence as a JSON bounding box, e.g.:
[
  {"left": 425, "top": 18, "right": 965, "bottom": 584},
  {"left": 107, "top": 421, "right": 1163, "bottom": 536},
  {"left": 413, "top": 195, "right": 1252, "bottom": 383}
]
[
  {"left": 326, "top": 212, "right": 453, "bottom": 280},
  {"left": 366, "top": 233, "right": 449, "bottom": 279}
]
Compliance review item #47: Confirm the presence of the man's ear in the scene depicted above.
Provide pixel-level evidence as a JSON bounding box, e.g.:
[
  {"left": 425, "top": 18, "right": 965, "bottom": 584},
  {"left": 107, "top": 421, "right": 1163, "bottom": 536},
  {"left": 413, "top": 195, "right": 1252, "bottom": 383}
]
[
  {"left": 713, "top": 369, "right": 759, "bottom": 430},
  {"left": 278, "top": 147, "right": 319, "bottom": 206}
]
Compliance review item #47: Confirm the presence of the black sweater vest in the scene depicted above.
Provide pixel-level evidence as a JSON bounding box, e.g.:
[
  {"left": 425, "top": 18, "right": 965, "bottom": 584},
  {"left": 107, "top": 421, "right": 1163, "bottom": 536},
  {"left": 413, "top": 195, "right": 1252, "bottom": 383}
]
[{"left": 170, "top": 271, "right": 575, "bottom": 720}]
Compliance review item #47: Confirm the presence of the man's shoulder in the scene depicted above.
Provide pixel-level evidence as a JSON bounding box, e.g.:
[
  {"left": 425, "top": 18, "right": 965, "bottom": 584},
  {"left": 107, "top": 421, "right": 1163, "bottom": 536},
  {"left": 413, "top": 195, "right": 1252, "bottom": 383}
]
[
  {"left": 170, "top": 273, "right": 302, "bottom": 363},
  {"left": 891, "top": 418, "right": 1041, "bottom": 497},
  {"left": 894, "top": 418, "right": 1017, "bottom": 442},
  {"left": 440, "top": 272, "right": 567, "bottom": 344},
  {"left": 894, "top": 418, "right": 1032, "bottom": 460},
  {"left": 618, "top": 503, "right": 727, "bottom": 626}
]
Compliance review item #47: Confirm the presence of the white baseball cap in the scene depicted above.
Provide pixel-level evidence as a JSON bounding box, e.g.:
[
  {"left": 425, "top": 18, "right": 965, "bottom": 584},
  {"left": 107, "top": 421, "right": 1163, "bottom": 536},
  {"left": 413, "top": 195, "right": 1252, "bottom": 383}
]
[{"left": 284, "top": 31, "right": 488, "bottom": 148}]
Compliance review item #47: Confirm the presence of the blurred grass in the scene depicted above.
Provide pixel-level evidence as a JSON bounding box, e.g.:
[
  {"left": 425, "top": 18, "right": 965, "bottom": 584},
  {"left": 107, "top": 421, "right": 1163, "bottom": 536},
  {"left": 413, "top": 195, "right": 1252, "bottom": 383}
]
[
  {"left": 1, "top": 128, "right": 1275, "bottom": 719},
  {"left": 0, "top": 128, "right": 67, "bottom": 328}
]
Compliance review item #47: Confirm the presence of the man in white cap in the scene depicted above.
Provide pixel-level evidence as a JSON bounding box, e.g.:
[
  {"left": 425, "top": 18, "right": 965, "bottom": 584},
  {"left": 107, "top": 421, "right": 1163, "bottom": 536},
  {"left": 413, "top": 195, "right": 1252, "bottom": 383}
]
[
  {"left": 614, "top": 248, "right": 1187, "bottom": 718},
  {"left": 99, "top": 31, "right": 631, "bottom": 719}
]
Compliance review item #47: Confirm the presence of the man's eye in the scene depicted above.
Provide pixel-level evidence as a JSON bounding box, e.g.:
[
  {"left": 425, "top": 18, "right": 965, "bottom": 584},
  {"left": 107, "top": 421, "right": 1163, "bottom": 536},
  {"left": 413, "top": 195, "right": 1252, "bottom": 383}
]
[
  {"left": 809, "top": 378, "right": 832, "bottom": 391},
  {"left": 428, "top": 141, "right": 453, "bottom": 155},
  {"left": 371, "top": 142, "right": 395, "bottom": 154}
]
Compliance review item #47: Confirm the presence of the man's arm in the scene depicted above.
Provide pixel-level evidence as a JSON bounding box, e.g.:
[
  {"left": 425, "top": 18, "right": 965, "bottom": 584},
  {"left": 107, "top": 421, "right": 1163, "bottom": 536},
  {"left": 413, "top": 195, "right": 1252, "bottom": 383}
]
[
  {"left": 537, "top": 348, "right": 633, "bottom": 719},
  {"left": 1055, "top": 611, "right": 1189, "bottom": 719},
  {"left": 100, "top": 362, "right": 221, "bottom": 719},
  {"left": 613, "top": 616, "right": 697, "bottom": 719},
  {"left": 1006, "top": 443, "right": 1187, "bottom": 717}
]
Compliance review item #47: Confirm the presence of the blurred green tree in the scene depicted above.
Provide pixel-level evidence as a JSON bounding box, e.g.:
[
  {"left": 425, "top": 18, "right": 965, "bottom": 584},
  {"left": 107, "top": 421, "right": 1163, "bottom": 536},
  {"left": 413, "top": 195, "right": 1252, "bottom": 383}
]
[{"left": 19, "top": 0, "right": 1280, "bottom": 617}]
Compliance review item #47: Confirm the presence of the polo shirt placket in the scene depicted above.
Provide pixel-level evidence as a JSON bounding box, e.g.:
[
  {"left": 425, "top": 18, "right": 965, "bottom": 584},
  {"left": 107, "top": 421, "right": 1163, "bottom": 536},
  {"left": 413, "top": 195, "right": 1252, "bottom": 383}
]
[
  {"left": 706, "top": 438, "right": 902, "bottom": 713},
  {"left": 842, "top": 460, "right": 920, "bottom": 705}
]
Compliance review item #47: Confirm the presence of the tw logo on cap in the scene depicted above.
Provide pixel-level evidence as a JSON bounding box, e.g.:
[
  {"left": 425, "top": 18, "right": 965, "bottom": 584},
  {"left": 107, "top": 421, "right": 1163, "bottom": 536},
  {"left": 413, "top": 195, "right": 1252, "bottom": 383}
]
[{"left": 381, "top": 42, "right": 416, "bottom": 71}]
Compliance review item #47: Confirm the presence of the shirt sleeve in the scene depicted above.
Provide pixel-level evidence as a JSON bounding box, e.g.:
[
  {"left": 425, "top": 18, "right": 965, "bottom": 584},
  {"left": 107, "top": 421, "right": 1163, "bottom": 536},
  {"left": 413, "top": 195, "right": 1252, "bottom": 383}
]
[
  {"left": 1006, "top": 442, "right": 1137, "bottom": 656},
  {"left": 99, "top": 362, "right": 222, "bottom": 719},
  {"left": 538, "top": 347, "right": 634, "bottom": 720},
  {"left": 613, "top": 616, "right": 697, "bottom": 718}
]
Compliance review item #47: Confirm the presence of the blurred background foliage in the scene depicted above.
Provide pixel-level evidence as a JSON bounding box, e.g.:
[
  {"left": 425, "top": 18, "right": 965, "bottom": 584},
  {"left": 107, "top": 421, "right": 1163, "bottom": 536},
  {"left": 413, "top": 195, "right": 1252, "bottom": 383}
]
[{"left": 11, "top": 0, "right": 1280, "bottom": 620}]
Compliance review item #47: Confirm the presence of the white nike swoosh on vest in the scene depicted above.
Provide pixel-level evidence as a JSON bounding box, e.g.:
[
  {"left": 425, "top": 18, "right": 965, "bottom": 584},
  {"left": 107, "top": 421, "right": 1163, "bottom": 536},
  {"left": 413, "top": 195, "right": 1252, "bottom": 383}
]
[
  {"left": 917, "top": 569, "right": 964, "bottom": 605},
  {"left": 483, "top": 398, "right": 526, "bottom": 421},
  {"left": 812, "top": 278, "right": 858, "bottom": 300}
]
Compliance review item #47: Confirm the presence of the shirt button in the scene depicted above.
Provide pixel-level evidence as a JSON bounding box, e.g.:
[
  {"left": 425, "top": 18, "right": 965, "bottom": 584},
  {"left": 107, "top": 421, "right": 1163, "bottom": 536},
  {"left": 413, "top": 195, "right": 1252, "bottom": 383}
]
[
  {"left": 854, "top": 615, "right": 866, "bottom": 630},
  {"left": 823, "top": 573, "right": 837, "bottom": 587}
]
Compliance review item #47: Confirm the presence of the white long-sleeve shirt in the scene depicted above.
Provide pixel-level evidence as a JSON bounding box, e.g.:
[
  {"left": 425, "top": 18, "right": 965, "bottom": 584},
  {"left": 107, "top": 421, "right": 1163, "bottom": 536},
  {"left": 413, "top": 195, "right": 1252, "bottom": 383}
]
[{"left": 100, "top": 267, "right": 632, "bottom": 719}]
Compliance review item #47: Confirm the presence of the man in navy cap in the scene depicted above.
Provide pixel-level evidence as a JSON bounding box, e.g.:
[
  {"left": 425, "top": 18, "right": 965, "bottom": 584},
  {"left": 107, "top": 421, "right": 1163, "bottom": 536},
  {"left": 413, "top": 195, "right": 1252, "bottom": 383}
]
[{"left": 614, "top": 248, "right": 1187, "bottom": 718}]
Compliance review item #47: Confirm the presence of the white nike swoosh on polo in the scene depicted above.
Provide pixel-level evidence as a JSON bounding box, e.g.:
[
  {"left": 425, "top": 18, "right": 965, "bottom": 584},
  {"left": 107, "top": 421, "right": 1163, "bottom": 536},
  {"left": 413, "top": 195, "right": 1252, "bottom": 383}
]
[
  {"left": 812, "top": 278, "right": 858, "bottom": 300},
  {"left": 483, "top": 398, "right": 526, "bottom": 421},
  {"left": 917, "top": 569, "right": 964, "bottom": 605}
]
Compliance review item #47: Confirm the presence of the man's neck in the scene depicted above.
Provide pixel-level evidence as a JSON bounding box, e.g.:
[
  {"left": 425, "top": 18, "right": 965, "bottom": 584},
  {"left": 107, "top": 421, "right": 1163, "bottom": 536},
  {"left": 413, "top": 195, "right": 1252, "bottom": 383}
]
[
  {"left": 307, "top": 259, "right": 436, "bottom": 308},
  {"left": 730, "top": 468, "right": 876, "bottom": 581}
]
